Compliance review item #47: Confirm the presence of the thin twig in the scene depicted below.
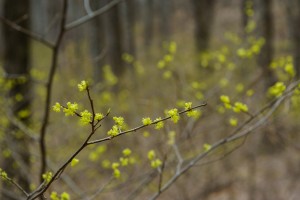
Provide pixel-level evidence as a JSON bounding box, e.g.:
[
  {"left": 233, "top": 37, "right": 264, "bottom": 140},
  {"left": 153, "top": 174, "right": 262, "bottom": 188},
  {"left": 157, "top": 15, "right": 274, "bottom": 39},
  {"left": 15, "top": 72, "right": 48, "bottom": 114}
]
[
  {"left": 126, "top": 171, "right": 157, "bottom": 200},
  {"left": 0, "top": 175, "right": 29, "bottom": 197},
  {"left": 27, "top": 103, "right": 206, "bottom": 199},
  {"left": 157, "top": 157, "right": 166, "bottom": 196},
  {"left": 0, "top": 188, "right": 25, "bottom": 200},
  {"left": 172, "top": 143, "right": 183, "bottom": 174},
  {"left": 87, "top": 103, "right": 207, "bottom": 145},
  {"left": 85, "top": 176, "right": 114, "bottom": 200},
  {"left": 46, "top": 159, "right": 84, "bottom": 197},
  {"left": 39, "top": 0, "right": 68, "bottom": 186},
  {"left": 29, "top": 85, "right": 106, "bottom": 199},
  {"left": 148, "top": 81, "right": 299, "bottom": 200},
  {"left": 86, "top": 86, "right": 96, "bottom": 125}
]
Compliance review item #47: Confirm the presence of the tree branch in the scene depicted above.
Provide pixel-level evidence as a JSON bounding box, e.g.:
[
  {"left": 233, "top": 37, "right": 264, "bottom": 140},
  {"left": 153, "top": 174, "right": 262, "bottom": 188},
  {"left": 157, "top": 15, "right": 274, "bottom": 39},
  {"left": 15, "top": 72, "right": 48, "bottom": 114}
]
[
  {"left": 0, "top": 16, "right": 54, "bottom": 48},
  {"left": 87, "top": 103, "right": 208, "bottom": 145},
  {"left": 84, "top": 0, "right": 93, "bottom": 16},
  {"left": 39, "top": 0, "right": 68, "bottom": 184},
  {"left": 27, "top": 102, "right": 206, "bottom": 199},
  {"left": 149, "top": 80, "right": 300, "bottom": 199},
  {"left": 65, "top": 0, "right": 124, "bottom": 31}
]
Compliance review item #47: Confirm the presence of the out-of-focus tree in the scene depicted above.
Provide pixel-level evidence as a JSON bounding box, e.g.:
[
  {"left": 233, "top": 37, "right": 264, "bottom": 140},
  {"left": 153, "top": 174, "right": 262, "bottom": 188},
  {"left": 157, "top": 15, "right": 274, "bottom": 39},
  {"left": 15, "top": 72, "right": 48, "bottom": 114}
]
[
  {"left": 255, "top": 0, "right": 276, "bottom": 89},
  {"left": 90, "top": 0, "right": 132, "bottom": 82},
  {"left": 140, "top": 0, "right": 173, "bottom": 49},
  {"left": 192, "top": 0, "right": 216, "bottom": 55},
  {"left": 30, "top": 0, "right": 47, "bottom": 35},
  {"left": 30, "top": 0, "right": 59, "bottom": 42},
  {"left": 143, "top": 0, "right": 154, "bottom": 47},
  {"left": 120, "top": 0, "right": 136, "bottom": 57},
  {"left": 158, "top": 0, "right": 172, "bottom": 42},
  {"left": 105, "top": 3, "right": 124, "bottom": 77},
  {"left": 1, "top": 0, "right": 31, "bottom": 199},
  {"left": 285, "top": 0, "right": 300, "bottom": 78},
  {"left": 68, "top": 0, "right": 86, "bottom": 40},
  {"left": 90, "top": 0, "right": 107, "bottom": 82},
  {"left": 0, "top": 1, "right": 3, "bottom": 56},
  {"left": 241, "top": 0, "right": 253, "bottom": 39},
  {"left": 241, "top": 0, "right": 250, "bottom": 29}
]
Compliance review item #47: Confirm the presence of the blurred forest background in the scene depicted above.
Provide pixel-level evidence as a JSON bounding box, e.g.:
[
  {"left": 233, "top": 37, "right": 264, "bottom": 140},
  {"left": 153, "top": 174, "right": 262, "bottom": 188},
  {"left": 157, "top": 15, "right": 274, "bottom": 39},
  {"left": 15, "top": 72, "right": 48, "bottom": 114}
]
[{"left": 0, "top": 0, "right": 300, "bottom": 199}]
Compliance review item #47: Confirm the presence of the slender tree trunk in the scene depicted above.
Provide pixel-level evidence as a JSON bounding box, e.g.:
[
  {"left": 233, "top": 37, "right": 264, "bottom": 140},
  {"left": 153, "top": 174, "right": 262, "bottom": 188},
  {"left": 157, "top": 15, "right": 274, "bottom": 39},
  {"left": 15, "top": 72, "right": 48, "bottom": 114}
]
[
  {"left": 144, "top": 0, "right": 154, "bottom": 47},
  {"left": 247, "top": 155, "right": 257, "bottom": 200},
  {"left": 30, "top": 0, "right": 47, "bottom": 34},
  {"left": 159, "top": 0, "right": 172, "bottom": 42},
  {"left": 90, "top": 0, "right": 107, "bottom": 83},
  {"left": 121, "top": 0, "right": 136, "bottom": 56},
  {"left": 285, "top": 0, "right": 300, "bottom": 78},
  {"left": 241, "top": 0, "right": 249, "bottom": 28},
  {"left": 0, "top": 1, "right": 3, "bottom": 56},
  {"left": 241, "top": 0, "right": 252, "bottom": 39},
  {"left": 192, "top": 0, "right": 215, "bottom": 54},
  {"left": 255, "top": 0, "right": 276, "bottom": 89},
  {"left": 1, "top": 0, "right": 31, "bottom": 198},
  {"left": 105, "top": 3, "right": 124, "bottom": 77}
]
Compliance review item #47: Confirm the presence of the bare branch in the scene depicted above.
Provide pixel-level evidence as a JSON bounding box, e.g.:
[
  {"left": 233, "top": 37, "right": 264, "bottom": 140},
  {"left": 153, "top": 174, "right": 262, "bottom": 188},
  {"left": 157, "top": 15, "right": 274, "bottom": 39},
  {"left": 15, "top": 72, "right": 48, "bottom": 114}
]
[
  {"left": 39, "top": 0, "right": 69, "bottom": 186},
  {"left": 149, "top": 80, "right": 300, "bottom": 200},
  {"left": 125, "top": 170, "right": 157, "bottom": 200},
  {"left": 27, "top": 102, "right": 206, "bottom": 199},
  {"left": 0, "top": 169, "right": 29, "bottom": 197},
  {"left": 65, "top": 0, "right": 123, "bottom": 31},
  {"left": 0, "top": 16, "right": 54, "bottom": 48},
  {"left": 172, "top": 143, "right": 183, "bottom": 174},
  {"left": 47, "top": 159, "right": 85, "bottom": 197},
  {"left": 85, "top": 176, "right": 113, "bottom": 200},
  {"left": 87, "top": 103, "right": 207, "bottom": 145},
  {"left": 156, "top": 157, "right": 166, "bottom": 197},
  {"left": 84, "top": 0, "right": 93, "bottom": 16},
  {"left": 0, "top": 188, "right": 25, "bottom": 200},
  {"left": 4, "top": 108, "right": 39, "bottom": 141}
]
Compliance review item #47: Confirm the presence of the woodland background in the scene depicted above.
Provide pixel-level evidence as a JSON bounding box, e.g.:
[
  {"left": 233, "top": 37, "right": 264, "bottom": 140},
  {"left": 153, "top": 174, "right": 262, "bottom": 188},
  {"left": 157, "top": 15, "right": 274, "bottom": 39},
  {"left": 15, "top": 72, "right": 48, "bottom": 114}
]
[{"left": 0, "top": 0, "right": 300, "bottom": 200}]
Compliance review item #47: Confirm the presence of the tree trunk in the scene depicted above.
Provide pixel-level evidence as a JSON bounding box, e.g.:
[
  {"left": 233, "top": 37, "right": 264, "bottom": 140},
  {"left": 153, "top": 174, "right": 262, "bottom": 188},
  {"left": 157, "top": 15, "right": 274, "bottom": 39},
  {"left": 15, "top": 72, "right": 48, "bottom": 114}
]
[
  {"left": 143, "top": 0, "right": 154, "bottom": 47},
  {"left": 0, "top": 1, "right": 3, "bottom": 56},
  {"left": 241, "top": 0, "right": 249, "bottom": 28},
  {"left": 30, "top": 0, "right": 47, "bottom": 34},
  {"left": 285, "top": 0, "right": 300, "bottom": 78},
  {"left": 192, "top": 0, "right": 215, "bottom": 54},
  {"left": 121, "top": 0, "right": 136, "bottom": 56},
  {"left": 159, "top": 0, "right": 172, "bottom": 42},
  {"left": 90, "top": 0, "right": 107, "bottom": 83},
  {"left": 241, "top": 0, "right": 251, "bottom": 39},
  {"left": 255, "top": 0, "right": 276, "bottom": 89},
  {"left": 1, "top": 0, "right": 31, "bottom": 198},
  {"left": 105, "top": 3, "right": 124, "bottom": 77}
]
